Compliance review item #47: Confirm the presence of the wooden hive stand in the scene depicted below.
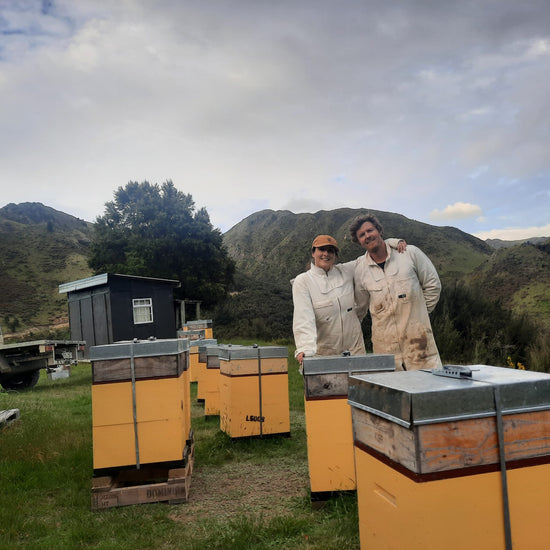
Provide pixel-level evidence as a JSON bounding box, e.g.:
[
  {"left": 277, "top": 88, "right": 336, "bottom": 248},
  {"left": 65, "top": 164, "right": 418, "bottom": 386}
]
[{"left": 91, "top": 439, "right": 194, "bottom": 510}]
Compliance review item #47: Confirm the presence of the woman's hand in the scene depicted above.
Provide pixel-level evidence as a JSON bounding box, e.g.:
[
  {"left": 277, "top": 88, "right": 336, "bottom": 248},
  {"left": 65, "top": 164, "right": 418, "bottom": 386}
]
[{"left": 397, "top": 239, "right": 407, "bottom": 253}]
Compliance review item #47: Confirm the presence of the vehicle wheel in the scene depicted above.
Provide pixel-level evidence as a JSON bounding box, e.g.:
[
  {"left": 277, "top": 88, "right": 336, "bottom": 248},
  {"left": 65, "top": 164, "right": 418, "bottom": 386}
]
[{"left": 0, "top": 370, "right": 41, "bottom": 390}]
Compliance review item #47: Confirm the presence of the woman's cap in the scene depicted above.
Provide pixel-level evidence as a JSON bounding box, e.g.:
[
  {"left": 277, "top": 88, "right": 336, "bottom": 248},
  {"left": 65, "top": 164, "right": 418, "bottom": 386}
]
[{"left": 311, "top": 235, "right": 339, "bottom": 251}]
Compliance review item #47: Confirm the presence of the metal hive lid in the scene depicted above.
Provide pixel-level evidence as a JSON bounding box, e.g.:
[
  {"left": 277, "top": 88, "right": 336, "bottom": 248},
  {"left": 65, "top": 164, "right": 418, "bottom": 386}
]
[
  {"left": 348, "top": 365, "right": 550, "bottom": 428},
  {"left": 218, "top": 345, "right": 288, "bottom": 361},
  {"left": 185, "top": 319, "right": 213, "bottom": 327},
  {"left": 198, "top": 341, "right": 220, "bottom": 354},
  {"left": 177, "top": 329, "right": 205, "bottom": 339},
  {"left": 188, "top": 338, "right": 217, "bottom": 349},
  {"left": 302, "top": 354, "right": 394, "bottom": 375},
  {"left": 90, "top": 338, "right": 189, "bottom": 361}
]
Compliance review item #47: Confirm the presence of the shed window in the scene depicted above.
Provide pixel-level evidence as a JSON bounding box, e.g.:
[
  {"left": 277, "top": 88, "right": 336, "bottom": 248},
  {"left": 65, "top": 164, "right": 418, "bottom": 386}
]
[{"left": 133, "top": 298, "right": 153, "bottom": 324}]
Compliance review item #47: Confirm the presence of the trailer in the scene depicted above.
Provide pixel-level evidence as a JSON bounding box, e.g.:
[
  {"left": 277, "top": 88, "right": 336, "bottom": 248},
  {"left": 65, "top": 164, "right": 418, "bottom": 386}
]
[{"left": 0, "top": 326, "right": 85, "bottom": 390}]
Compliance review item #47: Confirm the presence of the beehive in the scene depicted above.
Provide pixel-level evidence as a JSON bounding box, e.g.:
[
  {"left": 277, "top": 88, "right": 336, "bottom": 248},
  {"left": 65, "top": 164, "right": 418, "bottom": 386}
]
[
  {"left": 302, "top": 354, "right": 394, "bottom": 497},
  {"left": 182, "top": 319, "right": 213, "bottom": 339},
  {"left": 219, "top": 345, "right": 290, "bottom": 438},
  {"left": 348, "top": 365, "right": 550, "bottom": 550},
  {"left": 200, "top": 343, "right": 221, "bottom": 416},
  {"left": 177, "top": 329, "right": 205, "bottom": 382},
  {"left": 90, "top": 338, "right": 190, "bottom": 470},
  {"left": 192, "top": 338, "right": 217, "bottom": 400}
]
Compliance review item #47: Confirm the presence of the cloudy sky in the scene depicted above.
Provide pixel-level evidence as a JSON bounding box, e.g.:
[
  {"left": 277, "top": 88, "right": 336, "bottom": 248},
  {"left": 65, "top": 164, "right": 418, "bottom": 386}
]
[{"left": 1, "top": 1, "right": 549, "bottom": 240}]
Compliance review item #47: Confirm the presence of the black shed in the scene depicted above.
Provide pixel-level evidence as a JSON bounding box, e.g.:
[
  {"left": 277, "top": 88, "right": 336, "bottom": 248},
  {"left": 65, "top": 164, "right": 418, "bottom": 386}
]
[{"left": 59, "top": 273, "right": 181, "bottom": 355}]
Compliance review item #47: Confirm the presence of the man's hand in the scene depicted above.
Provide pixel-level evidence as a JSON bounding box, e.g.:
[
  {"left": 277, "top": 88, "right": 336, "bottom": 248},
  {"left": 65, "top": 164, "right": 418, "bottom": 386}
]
[{"left": 397, "top": 240, "right": 407, "bottom": 253}]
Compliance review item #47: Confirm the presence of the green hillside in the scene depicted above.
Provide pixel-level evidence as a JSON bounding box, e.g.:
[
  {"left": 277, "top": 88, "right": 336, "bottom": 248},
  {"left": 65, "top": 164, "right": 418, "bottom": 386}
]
[
  {"left": 0, "top": 203, "right": 93, "bottom": 335},
  {"left": 1, "top": 202, "right": 549, "bottom": 353},
  {"left": 471, "top": 240, "right": 550, "bottom": 328},
  {"left": 223, "top": 208, "right": 493, "bottom": 288},
  {"left": 220, "top": 209, "right": 550, "bottom": 369}
]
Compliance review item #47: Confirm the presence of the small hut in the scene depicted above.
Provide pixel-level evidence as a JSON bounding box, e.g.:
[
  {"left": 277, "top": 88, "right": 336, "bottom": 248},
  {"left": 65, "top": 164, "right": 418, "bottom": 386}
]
[{"left": 59, "top": 273, "right": 180, "bottom": 355}]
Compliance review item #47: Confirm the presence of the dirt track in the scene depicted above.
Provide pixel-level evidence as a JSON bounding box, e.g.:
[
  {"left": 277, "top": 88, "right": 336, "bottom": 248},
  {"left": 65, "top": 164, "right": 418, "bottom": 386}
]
[{"left": 170, "top": 457, "right": 309, "bottom": 523}]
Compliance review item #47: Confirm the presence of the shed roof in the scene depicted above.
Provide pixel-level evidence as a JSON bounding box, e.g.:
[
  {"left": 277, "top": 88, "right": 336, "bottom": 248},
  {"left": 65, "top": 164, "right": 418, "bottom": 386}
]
[{"left": 59, "top": 273, "right": 180, "bottom": 294}]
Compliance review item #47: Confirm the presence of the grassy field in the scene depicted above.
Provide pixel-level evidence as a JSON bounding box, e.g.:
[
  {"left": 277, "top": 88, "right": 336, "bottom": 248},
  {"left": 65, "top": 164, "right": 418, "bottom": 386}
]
[{"left": 0, "top": 340, "right": 359, "bottom": 550}]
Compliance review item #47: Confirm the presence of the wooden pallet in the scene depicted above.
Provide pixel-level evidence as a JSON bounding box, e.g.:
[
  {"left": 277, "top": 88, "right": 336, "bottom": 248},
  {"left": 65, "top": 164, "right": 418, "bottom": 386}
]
[{"left": 91, "top": 443, "right": 194, "bottom": 510}]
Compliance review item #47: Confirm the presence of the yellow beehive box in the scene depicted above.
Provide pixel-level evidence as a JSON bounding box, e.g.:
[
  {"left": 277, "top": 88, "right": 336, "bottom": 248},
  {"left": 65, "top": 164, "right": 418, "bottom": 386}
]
[
  {"left": 194, "top": 338, "right": 217, "bottom": 401},
  {"left": 200, "top": 344, "right": 221, "bottom": 416},
  {"left": 302, "top": 354, "right": 394, "bottom": 498},
  {"left": 189, "top": 340, "right": 201, "bottom": 384},
  {"left": 348, "top": 365, "right": 550, "bottom": 550},
  {"left": 90, "top": 338, "right": 190, "bottom": 471},
  {"left": 219, "top": 345, "right": 290, "bottom": 438},
  {"left": 182, "top": 319, "right": 214, "bottom": 339},
  {"left": 177, "top": 330, "right": 205, "bottom": 382}
]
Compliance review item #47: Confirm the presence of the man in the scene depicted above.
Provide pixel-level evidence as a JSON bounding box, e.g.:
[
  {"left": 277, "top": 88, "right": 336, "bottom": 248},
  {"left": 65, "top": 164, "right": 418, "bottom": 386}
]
[{"left": 350, "top": 214, "right": 442, "bottom": 371}]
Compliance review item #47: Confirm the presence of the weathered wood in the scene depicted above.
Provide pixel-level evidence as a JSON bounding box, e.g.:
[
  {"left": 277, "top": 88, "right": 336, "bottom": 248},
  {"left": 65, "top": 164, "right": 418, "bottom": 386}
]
[
  {"left": 352, "top": 406, "right": 418, "bottom": 471},
  {"left": 92, "top": 476, "right": 112, "bottom": 490},
  {"left": 419, "top": 409, "right": 550, "bottom": 471},
  {"left": 91, "top": 444, "right": 194, "bottom": 510},
  {"left": 92, "top": 475, "right": 190, "bottom": 509},
  {"left": 219, "top": 357, "right": 288, "bottom": 376},
  {"left": 304, "top": 372, "right": 349, "bottom": 398},
  {"left": 206, "top": 355, "right": 220, "bottom": 369},
  {"left": 92, "top": 353, "right": 187, "bottom": 383},
  {"left": 353, "top": 408, "right": 550, "bottom": 474}
]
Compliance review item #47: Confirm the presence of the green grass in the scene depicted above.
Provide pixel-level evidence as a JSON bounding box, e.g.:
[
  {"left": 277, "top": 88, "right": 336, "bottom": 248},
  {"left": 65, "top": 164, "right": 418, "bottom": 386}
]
[{"left": 0, "top": 342, "right": 359, "bottom": 549}]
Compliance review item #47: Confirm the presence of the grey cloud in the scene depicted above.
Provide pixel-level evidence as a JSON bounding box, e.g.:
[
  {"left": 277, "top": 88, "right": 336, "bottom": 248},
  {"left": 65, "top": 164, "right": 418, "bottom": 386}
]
[{"left": 0, "top": 0, "right": 549, "bottom": 238}]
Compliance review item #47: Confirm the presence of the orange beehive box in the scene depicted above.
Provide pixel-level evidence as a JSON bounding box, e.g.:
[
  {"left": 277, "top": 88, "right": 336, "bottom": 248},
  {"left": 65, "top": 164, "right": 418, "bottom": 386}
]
[
  {"left": 177, "top": 330, "right": 205, "bottom": 382},
  {"left": 219, "top": 345, "right": 290, "bottom": 438},
  {"left": 194, "top": 338, "right": 217, "bottom": 400},
  {"left": 90, "top": 338, "right": 190, "bottom": 470},
  {"left": 348, "top": 365, "right": 550, "bottom": 550},
  {"left": 302, "top": 354, "right": 394, "bottom": 498},
  {"left": 182, "top": 319, "right": 214, "bottom": 339},
  {"left": 200, "top": 343, "right": 221, "bottom": 416},
  {"left": 189, "top": 340, "right": 201, "bottom": 385}
]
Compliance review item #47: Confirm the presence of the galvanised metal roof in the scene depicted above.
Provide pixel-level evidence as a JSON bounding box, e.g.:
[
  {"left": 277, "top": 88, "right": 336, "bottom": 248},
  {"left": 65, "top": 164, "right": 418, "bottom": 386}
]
[{"left": 58, "top": 273, "right": 180, "bottom": 294}]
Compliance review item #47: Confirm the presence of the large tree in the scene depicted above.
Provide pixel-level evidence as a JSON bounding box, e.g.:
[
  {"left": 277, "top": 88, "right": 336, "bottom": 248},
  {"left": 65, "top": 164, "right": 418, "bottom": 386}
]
[{"left": 88, "top": 180, "right": 234, "bottom": 307}]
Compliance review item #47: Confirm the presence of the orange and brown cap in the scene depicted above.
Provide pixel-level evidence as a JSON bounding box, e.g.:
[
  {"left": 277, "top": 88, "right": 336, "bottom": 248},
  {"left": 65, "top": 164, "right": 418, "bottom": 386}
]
[{"left": 311, "top": 234, "right": 339, "bottom": 252}]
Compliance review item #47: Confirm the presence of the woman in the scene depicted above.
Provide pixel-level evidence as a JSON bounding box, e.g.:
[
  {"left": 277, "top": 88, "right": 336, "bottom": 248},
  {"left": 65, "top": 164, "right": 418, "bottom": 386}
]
[{"left": 292, "top": 234, "right": 404, "bottom": 365}]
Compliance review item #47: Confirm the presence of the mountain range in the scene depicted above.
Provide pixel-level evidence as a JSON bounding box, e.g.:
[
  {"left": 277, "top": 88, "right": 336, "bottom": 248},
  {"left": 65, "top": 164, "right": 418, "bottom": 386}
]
[{"left": 1, "top": 202, "right": 549, "bottom": 336}]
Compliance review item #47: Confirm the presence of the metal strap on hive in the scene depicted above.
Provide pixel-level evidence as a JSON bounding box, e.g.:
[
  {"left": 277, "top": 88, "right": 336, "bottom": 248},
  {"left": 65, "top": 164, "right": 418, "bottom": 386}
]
[{"left": 129, "top": 341, "right": 140, "bottom": 469}]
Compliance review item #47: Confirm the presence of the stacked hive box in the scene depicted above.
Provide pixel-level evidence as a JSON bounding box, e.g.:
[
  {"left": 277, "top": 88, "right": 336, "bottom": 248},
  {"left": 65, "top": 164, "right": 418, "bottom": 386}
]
[
  {"left": 177, "top": 329, "right": 205, "bottom": 382},
  {"left": 192, "top": 338, "right": 217, "bottom": 401},
  {"left": 182, "top": 319, "right": 214, "bottom": 339},
  {"left": 219, "top": 345, "right": 290, "bottom": 438},
  {"left": 177, "top": 328, "right": 205, "bottom": 339},
  {"left": 199, "top": 343, "right": 221, "bottom": 416},
  {"left": 348, "top": 365, "right": 550, "bottom": 550},
  {"left": 90, "top": 338, "right": 190, "bottom": 470},
  {"left": 302, "top": 354, "right": 394, "bottom": 498}
]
